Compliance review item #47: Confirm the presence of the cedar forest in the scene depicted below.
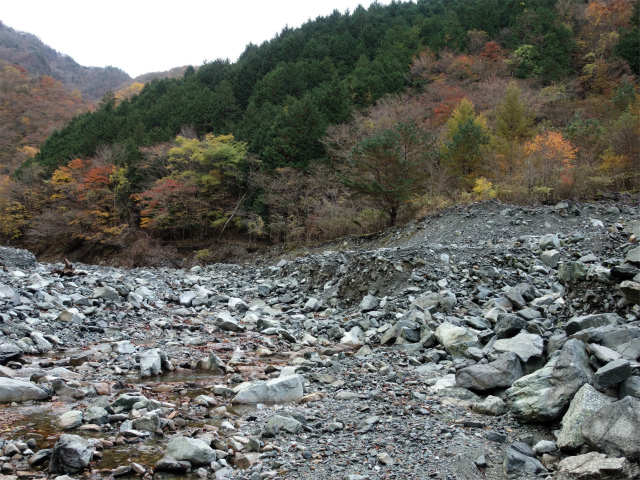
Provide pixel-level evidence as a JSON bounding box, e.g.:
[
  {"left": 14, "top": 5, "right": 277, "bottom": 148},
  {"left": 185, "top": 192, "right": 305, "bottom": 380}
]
[{"left": 0, "top": 0, "right": 638, "bottom": 265}]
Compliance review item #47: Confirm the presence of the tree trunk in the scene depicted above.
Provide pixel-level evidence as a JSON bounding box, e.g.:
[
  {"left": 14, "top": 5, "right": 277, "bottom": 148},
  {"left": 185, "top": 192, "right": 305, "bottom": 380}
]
[{"left": 389, "top": 206, "right": 397, "bottom": 227}]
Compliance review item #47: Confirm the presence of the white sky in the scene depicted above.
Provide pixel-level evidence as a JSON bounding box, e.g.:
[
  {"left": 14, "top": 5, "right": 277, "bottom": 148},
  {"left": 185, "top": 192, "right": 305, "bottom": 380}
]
[{"left": 2, "top": 0, "right": 396, "bottom": 78}]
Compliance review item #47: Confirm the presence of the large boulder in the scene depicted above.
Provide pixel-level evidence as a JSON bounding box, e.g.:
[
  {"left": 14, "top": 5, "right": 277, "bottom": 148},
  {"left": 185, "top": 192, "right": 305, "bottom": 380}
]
[
  {"left": 49, "top": 434, "right": 94, "bottom": 474},
  {"left": 506, "top": 339, "right": 593, "bottom": 423},
  {"left": 455, "top": 352, "right": 522, "bottom": 391},
  {"left": 554, "top": 452, "right": 640, "bottom": 480},
  {"left": 139, "top": 349, "right": 162, "bottom": 377},
  {"left": 581, "top": 396, "right": 640, "bottom": 461},
  {"left": 232, "top": 374, "right": 305, "bottom": 404},
  {"left": 0, "top": 378, "right": 49, "bottom": 403},
  {"left": 557, "top": 384, "right": 615, "bottom": 451},
  {"left": 435, "top": 323, "right": 479, "bottom": 358},
  {"left": 166, "top": 437, "right": 217, "bottom": 466}
]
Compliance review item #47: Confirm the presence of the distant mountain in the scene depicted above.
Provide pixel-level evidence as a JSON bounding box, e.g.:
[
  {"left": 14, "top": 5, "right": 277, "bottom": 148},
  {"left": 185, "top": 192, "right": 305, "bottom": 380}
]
[
  {"left": 0, "top": 57, "right": 94, "bottom": 173},
  {"left": 0, "top": 20, "right": 131, "bottom": 101}
]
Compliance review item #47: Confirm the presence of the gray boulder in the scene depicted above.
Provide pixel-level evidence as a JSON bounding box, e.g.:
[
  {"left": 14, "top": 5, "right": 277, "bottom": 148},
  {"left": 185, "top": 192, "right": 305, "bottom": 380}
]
[
  {"left": 615, "top": 338, "right": 640, "bottom": 361},
  {"left": 582, "top": 396, "right": 640, "bottom": 461},
  {"left": 232, "top": 374, "right": 305, "bottom": 404},
  {"left": 594, "top": 358, "right": 631, "bottom": 391},
  {"left": 92, "top": 286, "right": 120, "bottom": 301},
  {"left": 166, "top": 437, "right": 217, "bottom": 466},
  {"left": 0, "top": 343, "right": 22, "bottom": 365},
  {"left": 557, "top": 384, "right": 615, "bottom": 451},
  {"left": 492, "top": 332, "right": 544, "bottom": 373},
  {"left": 139, "top": 349, "right": 162, "bottom": 377},
  {"left": 84, "top": 406, "right": 109, "bottom": 425},
  {"left": 558, "top": 261, "right": 588, "bottom": 281},
  {"left": 55, "top": 411, "right": 83, "bottom": 430},
  {"left": 565, "top": 313, "right": 619, "bottom": 335},
  {"left": 195, "top": 352, "right": 226, "bottom": 374},
  {"left": 456, "top": 352, "right": 522, "bottom": 391},
  {"left": 540, "top": 249, "right": 560, "bottom": 268},
  {"left": 495, "top": 315, "right": 528, "bottom": 339},
  {"left": 111, "top": 393, "right": 146, "bottom": 410},
  {"left": 540, "top": 234, "right": 560, "bottom": 250},
  {"left": 507, "top": 339, "right": 593, "bottom": 423},
  {"left": 262, "top": 415, "right": 302, "bottom": 437},
  {"left": 359, "top": 294, "right": 378, "bottom": 312},
  {"left": 435, "top": 322, "right": 479, "bottom": 358},
  {"left": 380, "top": 320, "right": 419, "bottom": 345},
  {"left": 49, "top": 434, "right": 94, "bottom": 474},
  {"left": 214, "top": 312, "right": 244, "bottom": 332},
  {"left": 0, "top": 378, "right": 49, "bottom": 403},
  {"left": 619, "top": 376, "right": 640, "bottom": 399},
  {"left": 154, "top": 456, "right": 191, "bottom": 473},
  {"left": 589, "top": 343, "right": 622, "bottom": 363},
  {"left": 554, "top": 452, "right": 640, "bottom": 480},
  {"left": 620, "top": 281, "right": 640, "bottom": 305},
  {"left": 502, "top": 444, "right": 547, "bottom": 479},
  {"left": 625, "top": 246, "right": 640, "bottom": 264}
]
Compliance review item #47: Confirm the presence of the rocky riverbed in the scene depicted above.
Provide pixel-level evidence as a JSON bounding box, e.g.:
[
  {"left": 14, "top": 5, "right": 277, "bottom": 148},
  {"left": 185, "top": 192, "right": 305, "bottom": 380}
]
[{"left": 1, "top": 199, "right": 640, "bottom": 480}]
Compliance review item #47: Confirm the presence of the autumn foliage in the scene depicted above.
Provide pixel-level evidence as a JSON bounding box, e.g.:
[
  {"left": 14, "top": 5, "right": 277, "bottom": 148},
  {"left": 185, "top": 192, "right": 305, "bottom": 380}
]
[{"left": 0, "top": 0, "right": 638, "bottom": 259}]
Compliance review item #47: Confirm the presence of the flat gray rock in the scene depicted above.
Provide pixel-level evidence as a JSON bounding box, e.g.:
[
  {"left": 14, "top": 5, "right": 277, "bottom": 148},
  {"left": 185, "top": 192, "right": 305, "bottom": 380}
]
[
  {"left": 554, "top": 452, "right": 640, "bottom": 480},
  {"left": 232, "top": 374, "right": 305, "bottom": 404},
  {"left": 456, "top": 352, "right": 522, "bottom": 391},
  {"left": 0, "top": 378, "right": 49, "bottom": 403},
  {"left": 493, "top": 332, "right": 544, "bottom": 365}
]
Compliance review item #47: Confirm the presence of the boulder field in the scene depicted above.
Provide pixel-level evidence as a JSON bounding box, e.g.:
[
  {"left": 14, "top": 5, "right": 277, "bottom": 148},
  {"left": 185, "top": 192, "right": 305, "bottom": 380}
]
[{"left": 0, "top": 199, "right": 639, "bottom": 480}]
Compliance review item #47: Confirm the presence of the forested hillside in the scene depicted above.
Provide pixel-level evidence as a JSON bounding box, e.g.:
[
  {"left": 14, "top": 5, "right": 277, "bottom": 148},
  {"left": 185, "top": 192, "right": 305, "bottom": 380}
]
[
  {"left": 0, "top": 21, "right": 130, "bottom": 101},
  {"left": 0, "top": 58, "right": 93, "bottom": 173},
  {"left": 1, "top": 0, "right": 639, "bottom": 265}
]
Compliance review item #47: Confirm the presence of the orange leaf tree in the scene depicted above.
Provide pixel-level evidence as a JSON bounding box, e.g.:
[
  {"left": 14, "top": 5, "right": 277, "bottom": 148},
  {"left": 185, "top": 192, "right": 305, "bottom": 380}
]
[{"left": 523, "top": 131, "right": 577, "bottom": 199}]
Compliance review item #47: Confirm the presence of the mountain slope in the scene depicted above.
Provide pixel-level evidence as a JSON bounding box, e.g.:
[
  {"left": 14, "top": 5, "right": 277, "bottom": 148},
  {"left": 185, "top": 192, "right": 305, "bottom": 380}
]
[{"left": 0, "top": 20, "right": 130, "bottom": 101}]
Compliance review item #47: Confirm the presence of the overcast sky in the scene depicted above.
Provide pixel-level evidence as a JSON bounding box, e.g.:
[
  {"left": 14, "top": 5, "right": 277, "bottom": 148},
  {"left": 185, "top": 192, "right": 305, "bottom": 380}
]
[{"left": 2, "top": 0, "right": 396, "bottom": 78}]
